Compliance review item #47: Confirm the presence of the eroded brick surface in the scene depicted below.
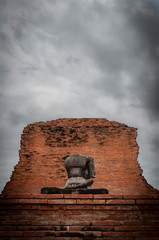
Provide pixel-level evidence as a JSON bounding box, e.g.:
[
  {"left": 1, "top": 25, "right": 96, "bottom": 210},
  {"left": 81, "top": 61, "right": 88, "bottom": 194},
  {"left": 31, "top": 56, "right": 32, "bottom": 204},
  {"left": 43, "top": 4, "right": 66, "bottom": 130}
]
[{"left": 2, "top": 118, "right": 158, "bottom": 195}]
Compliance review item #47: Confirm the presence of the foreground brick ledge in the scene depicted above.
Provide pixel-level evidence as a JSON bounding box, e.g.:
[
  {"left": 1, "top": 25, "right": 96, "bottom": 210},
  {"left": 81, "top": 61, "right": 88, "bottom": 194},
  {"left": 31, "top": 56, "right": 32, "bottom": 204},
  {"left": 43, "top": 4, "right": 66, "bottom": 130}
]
[
  {"left": 1, "top": 193, "right": 159, "bottom": 199},
  {"left": 1, "top": 198, "right": 158, "bottom": 205},
  {"left": 0, "top": 194, "right": 158, "bottom": 238}
]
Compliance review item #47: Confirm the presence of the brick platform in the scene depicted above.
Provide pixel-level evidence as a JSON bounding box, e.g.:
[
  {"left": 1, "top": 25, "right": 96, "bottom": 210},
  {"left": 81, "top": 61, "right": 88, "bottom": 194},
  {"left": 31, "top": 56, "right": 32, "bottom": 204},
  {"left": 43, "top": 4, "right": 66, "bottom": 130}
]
[{"left": 0, "top": 194, "right": 159, "bottom": 239}]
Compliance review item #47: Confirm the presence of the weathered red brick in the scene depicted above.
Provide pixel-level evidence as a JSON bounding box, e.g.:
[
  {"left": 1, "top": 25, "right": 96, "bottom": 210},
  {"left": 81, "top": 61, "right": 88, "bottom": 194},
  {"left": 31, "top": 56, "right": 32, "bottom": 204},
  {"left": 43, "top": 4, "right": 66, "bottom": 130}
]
[
  {"left": 23, "top": 231, "right": 54, "bottom": 237},
  {"left": 19, "top": 199, "right": 47, "bottom": 204},
  {"left": 115, "top": 226, "right": 146, "bottom": 231},
  {"left": 12, "top": 215, "right": 40, "bottom": 221},
  {"left": 98, "top": 215, "right": 127, "bottom": 221},
  {"left": 64, "top": 194, "right": 93, "bottom": 199},
  {"left": 2, "top": 220, "right": 31, "bottom": 225},
  {"left": 33, "top": 220, "right": 60, "bottom": 226},
  {"left": 47, "top": 199, "right": 65, "bottom": 204},
  {"left": 0, "top": 231, "right": 23, "bottom": 236},
  {"left": 0, "top": 199, "right": 19, "bottom": 204},
  {"left": 94, "top": 194, "right": 123, "bottom": 199},
  {"left": 103, "top": 231, "right": 134, "bottom": 237},
  {"left": 123, "top": 220, "right": 143, "bottom": 226},
  {"left": 92, "top": 220, "right": 121, "bottom": 226},
  {"left": 16, "top": 238, "right": 41, "bottom": 240},
  {"left": 71, "top": 215, "right": 98, "bottom": 221},
  {"left": 35, "top": 194, "right": 63, "bottom": 199},
  {"left": 41, "top": 215, "right": 69, "bottom": 221},
  {"left": 106, "top": 199, "right": 135, "bottom": 205},
  {"left": 77, "top": 199, "right": 105, "bottom": 204},
  {"left": 134, "top": 231, "right": 159, "bottom": 237},
  {"left": 60, "top": 220, "right": 91, "bottom": 226},
  {"left": 95, "top": 204, "right": 139, "bottom": 210},
  {"left": 64, "top": 199, "right": 77, "bottom": 204},
  {"left": 42, "top": 238, "right": 81, "bottom": 240},
  {"left": 123, "top": 195, "right": 152, "bottom": 199},
  {"left": 5, "top": 194, "right": 34, "bottom": 199},
  {"left": 136, "top": 199, "right": 159, "bottom": 204},
  {"left": 38, "top": 204, "right": 66, "bottom": 210},
  {"left": 0, "top": 226, "right": 16, "bottom": 230},
  {"left": 67, "top": 205, "right": 95, "bottom": 210}
]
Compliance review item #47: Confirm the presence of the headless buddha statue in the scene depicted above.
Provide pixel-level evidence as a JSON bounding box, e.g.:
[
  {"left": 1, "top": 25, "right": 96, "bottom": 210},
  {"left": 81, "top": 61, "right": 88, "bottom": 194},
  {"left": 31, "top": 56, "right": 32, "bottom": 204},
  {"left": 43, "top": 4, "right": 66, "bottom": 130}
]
[
  {"left": 41, "top": 153, "right": 108, "bottom": 194},
  {"left": 64, "top": 154, "right": 96, "bottom": 189}
]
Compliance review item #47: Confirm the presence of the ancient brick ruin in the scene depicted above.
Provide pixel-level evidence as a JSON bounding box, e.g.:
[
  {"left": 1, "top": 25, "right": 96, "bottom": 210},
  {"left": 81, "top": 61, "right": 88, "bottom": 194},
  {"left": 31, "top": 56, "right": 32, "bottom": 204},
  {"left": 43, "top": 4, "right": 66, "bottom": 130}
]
[
  {"left": 2, "top": 118, "right": 157, "bottom": 195},
  {"left": 0, "top": 118, "right": 159, "bottom": 239}
]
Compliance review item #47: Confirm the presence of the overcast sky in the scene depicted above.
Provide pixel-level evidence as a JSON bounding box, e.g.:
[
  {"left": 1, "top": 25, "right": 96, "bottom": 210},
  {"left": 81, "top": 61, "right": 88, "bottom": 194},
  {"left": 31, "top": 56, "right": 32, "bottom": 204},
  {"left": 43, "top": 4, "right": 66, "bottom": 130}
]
[{"left": 0, "top": 0, "right": 159, "bottom": 193}]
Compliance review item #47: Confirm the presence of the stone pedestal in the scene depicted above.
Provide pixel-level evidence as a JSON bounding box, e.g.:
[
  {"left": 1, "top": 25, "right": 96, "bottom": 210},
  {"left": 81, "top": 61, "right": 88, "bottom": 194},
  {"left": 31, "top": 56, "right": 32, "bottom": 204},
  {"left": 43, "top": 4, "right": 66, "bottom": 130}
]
[{"left": 41, "top": 187, "right": 108, "bottom": 194}]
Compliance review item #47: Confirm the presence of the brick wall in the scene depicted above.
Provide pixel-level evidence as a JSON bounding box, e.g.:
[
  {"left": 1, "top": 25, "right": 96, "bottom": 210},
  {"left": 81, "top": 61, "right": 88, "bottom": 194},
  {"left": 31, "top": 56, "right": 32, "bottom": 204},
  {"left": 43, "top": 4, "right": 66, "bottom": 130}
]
[
  {"left": 0, "top": 194, "right": 159, "bottom": 239},
  {"left": 2, "top": 118, "right": 157, "bottom": 195},
  {"left": 1, "top": 118, "right": 159, "bottom": 239}
]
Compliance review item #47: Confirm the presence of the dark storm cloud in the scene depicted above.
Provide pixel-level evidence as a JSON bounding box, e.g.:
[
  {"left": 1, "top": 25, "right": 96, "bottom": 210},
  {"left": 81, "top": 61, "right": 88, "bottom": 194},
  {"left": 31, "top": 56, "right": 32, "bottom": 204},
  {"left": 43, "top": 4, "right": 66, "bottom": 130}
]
[
  {"left": 27, "top": 0, "right": 158, "bottom": 108},
  {"left": 152, "top": 135, "right": 159, "bottom": 151},
  {"left": 0, "top": 32, "right": 11, "bottom": 54},
  {"left": 86, "top": 0, "right": 159, "bottom": 109},
  {"left": 91, "top": 0, "right": 159, "bottom": 119},
  {"left": 0, "top": 63, "right": 9, "bottom": 79},
  {"left": 1, "top": 0, "right": 159, "bottom": 120},
  {"left": 145, "top": 78, "right": 159, "bottom": 118},
  {"left": 124, "top": 0, "right": 159, "bottom": 118}
]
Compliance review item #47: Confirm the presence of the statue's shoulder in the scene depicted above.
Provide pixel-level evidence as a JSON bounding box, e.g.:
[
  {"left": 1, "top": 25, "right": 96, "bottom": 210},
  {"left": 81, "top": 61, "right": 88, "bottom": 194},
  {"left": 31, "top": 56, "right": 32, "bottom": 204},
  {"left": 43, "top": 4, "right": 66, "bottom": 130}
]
[{"left": 65, "top": 154, "right": 88, "bottom": 168}]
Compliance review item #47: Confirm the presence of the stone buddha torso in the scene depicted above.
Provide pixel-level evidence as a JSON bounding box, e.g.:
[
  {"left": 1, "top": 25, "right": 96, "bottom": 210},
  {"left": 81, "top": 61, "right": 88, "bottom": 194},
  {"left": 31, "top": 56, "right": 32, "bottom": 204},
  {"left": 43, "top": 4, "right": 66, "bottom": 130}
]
[{"left": 64, "top": 154, "right": 95, "bottom": 189}]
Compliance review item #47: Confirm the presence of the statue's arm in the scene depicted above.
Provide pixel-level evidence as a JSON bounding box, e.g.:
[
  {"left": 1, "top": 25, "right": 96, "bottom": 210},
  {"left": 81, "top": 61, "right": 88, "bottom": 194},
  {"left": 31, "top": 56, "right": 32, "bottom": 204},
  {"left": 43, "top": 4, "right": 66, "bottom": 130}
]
[{"left": 87, "top": 157, "right": 96, "bottom": 178}]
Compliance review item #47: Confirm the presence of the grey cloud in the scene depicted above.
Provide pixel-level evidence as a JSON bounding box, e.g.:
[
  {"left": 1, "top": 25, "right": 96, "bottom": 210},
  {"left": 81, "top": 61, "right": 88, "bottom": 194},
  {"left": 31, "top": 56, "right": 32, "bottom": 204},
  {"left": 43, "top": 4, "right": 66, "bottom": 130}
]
[
  {"left": 124, "top": 0, "right": 159, "bottom": 118},
  {"left": 0, "top": 32, "right": 11, "bottom": 54},
  {"left": 8, "top": 112, "right": 29, "bottom": 126},
  {"left": 1, "top": 0, "right": 159, "bottom": 115},
  {"left": 144, "top": 78, "right": 159, "bottom": 118},
  {"left": 152, "top": 138, "right": 159, "bottom": 152},
  {"left": 1, "top": 0, "right": 159, "bottom": 117},
  {"left": 0, "top": 63, "right": 9, "bottom": 80},
  {"left": 32, "top": 0, "right": 158, "bottom": 107}
]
